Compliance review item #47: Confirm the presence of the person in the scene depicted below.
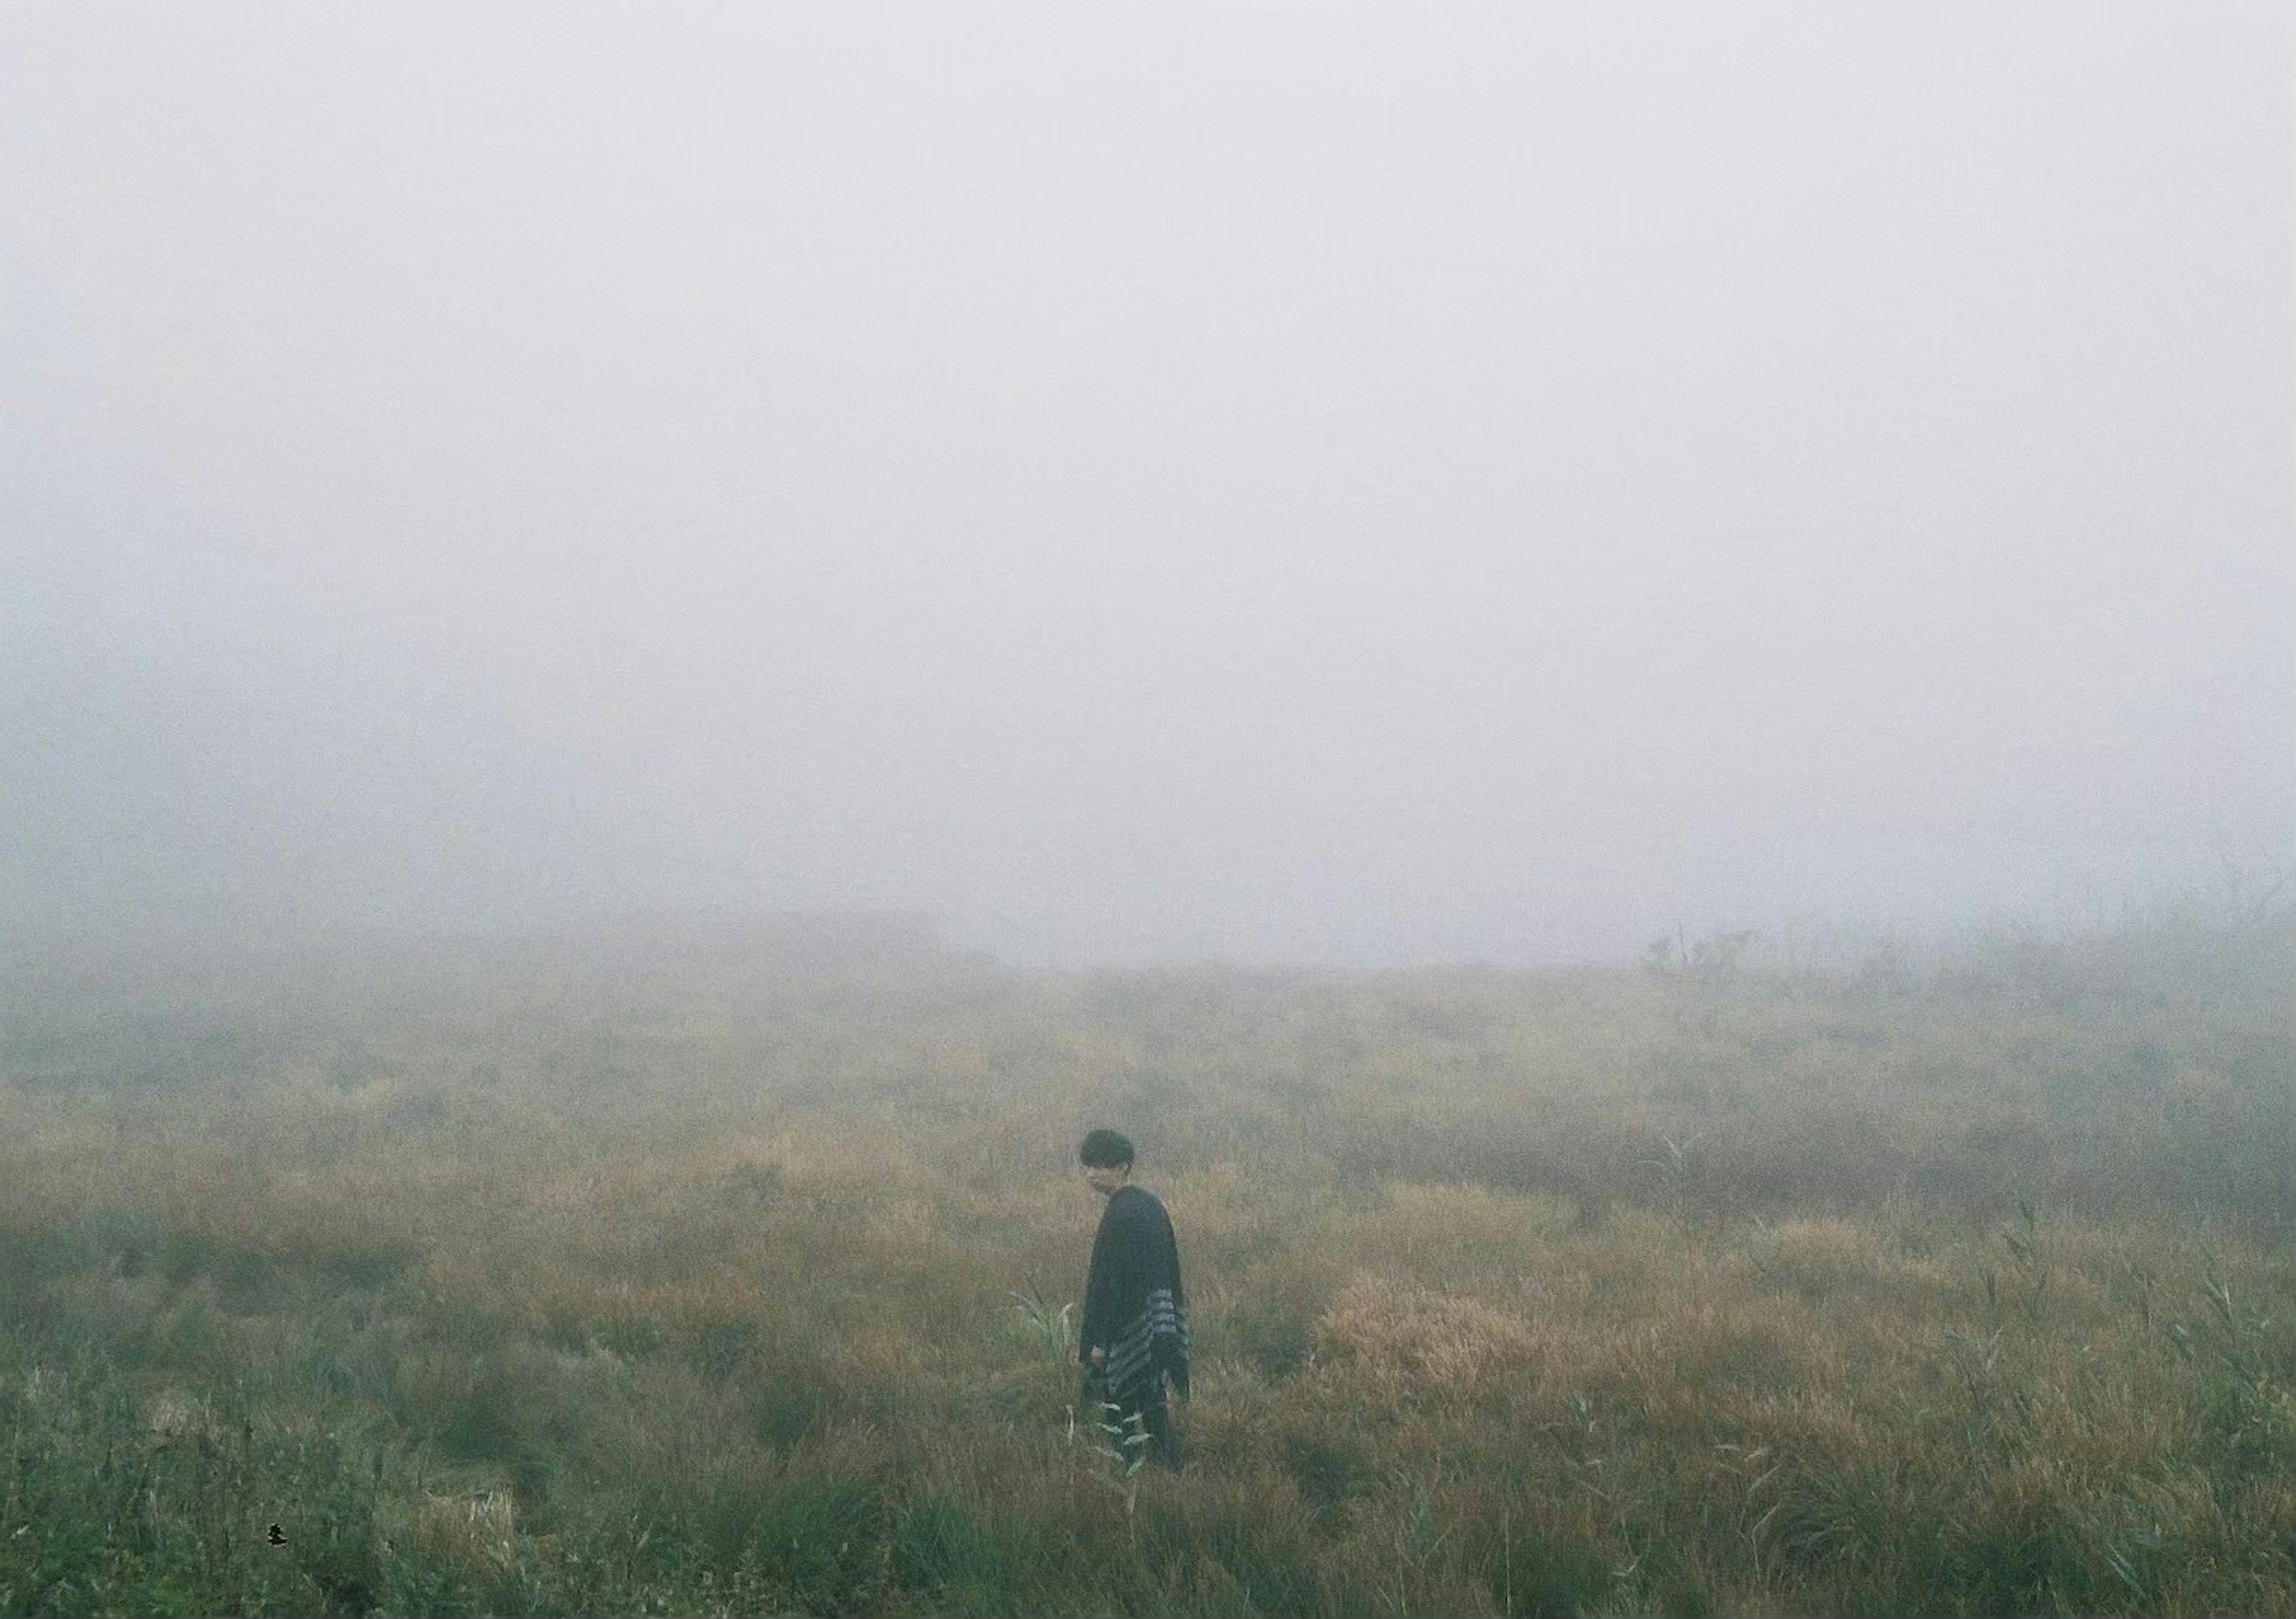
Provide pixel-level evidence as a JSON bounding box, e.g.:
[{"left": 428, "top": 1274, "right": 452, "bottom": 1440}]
[{"left": 1076, "top": 1128, "right": 1189, "bottom": 1472}]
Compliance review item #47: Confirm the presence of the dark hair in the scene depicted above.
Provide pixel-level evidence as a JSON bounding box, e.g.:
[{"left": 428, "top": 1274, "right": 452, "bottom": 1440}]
[{"left": 1079, "top": 1128, "right": 1134, "bottom": 1170}]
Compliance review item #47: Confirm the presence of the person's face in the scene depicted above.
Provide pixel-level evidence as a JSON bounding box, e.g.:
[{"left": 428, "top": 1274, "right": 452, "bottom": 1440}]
[{"left": 1082, "top": 1161, "right": 1130, "bottom": 1198}]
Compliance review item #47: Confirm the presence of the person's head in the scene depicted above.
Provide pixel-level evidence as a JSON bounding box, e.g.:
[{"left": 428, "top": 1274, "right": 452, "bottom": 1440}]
[{"left": 1079, "top": 1128, "right": 1134, "bottom": 1198}]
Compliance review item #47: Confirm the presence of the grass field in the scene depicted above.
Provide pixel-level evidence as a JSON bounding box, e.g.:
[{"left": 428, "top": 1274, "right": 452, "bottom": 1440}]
[{"left": 1, "top": 913, "right": 2289, "bottom": 1615}]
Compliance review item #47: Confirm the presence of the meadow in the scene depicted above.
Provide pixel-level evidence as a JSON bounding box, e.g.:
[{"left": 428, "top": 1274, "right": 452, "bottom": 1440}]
[{"left": 0, "top": 911, "right": 2289, "bottom": 1616}]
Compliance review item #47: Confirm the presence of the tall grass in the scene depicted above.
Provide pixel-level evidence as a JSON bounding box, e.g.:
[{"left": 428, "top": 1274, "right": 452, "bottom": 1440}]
[{"left": 0, "top": 913, "right": 2288, "bottom": 1614}]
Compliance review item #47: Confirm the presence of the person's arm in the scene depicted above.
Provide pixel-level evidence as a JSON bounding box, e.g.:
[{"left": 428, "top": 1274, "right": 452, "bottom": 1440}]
[
  {"left": 1080, "top": 1198, "right": 1143, "bottom": 1366},
  {"left": 1079, "top": 1209, "right": 1123, "bottom": 1367}
]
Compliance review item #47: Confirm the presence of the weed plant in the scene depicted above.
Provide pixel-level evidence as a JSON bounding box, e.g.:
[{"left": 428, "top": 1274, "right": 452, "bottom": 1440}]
[{"left": 0, "top": 912, "right": 2288, "bottom": 1614}]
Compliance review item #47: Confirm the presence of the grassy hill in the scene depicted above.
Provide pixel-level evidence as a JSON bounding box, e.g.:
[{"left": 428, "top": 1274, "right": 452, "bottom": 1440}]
[{"left": 1, "top": 913, "right": 2288, "bottom": 1615}]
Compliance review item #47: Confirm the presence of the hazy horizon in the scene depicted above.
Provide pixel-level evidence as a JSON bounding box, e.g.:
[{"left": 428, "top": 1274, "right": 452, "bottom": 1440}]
[{"left": 5, "top": 5, "right": 2289, "bottom": 969}]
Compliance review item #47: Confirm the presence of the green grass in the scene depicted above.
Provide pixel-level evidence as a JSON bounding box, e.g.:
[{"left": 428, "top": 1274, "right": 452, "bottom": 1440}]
[{"left": 0, "top": 913, "right": 2289, "bottom": 1614}]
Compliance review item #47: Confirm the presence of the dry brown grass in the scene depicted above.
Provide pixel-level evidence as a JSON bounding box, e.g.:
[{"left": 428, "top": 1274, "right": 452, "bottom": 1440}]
[{"left": 0, "top": 922, "right": 2289, "bottom": 1614}]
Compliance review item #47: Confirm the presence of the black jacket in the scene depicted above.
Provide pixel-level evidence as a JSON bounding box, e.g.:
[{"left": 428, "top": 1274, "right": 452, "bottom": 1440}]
[{"left": 1082, "top": 1184, "right": 1190, "bottom": 1402}]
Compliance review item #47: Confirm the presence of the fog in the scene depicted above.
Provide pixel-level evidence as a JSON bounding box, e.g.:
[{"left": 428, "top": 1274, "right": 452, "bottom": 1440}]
[{"left": 4, "top": 4, "right": 2288, "bottom": 967}]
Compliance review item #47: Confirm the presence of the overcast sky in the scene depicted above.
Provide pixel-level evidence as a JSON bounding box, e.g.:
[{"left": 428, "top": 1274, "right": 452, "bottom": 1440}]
[{"left": 4, "top": 4, "right": 2289, "bottom": 966}]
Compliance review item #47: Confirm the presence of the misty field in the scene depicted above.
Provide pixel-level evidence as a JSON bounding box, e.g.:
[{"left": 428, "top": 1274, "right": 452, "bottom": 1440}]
[{"left": 1, "top": 916, "right": 2289, "bottom": 1617}]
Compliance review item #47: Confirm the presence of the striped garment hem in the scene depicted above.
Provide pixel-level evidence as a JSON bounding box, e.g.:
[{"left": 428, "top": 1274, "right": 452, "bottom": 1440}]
[{"left": 1102, "top": 1288, "right": 1190, "bottom": 1400}]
